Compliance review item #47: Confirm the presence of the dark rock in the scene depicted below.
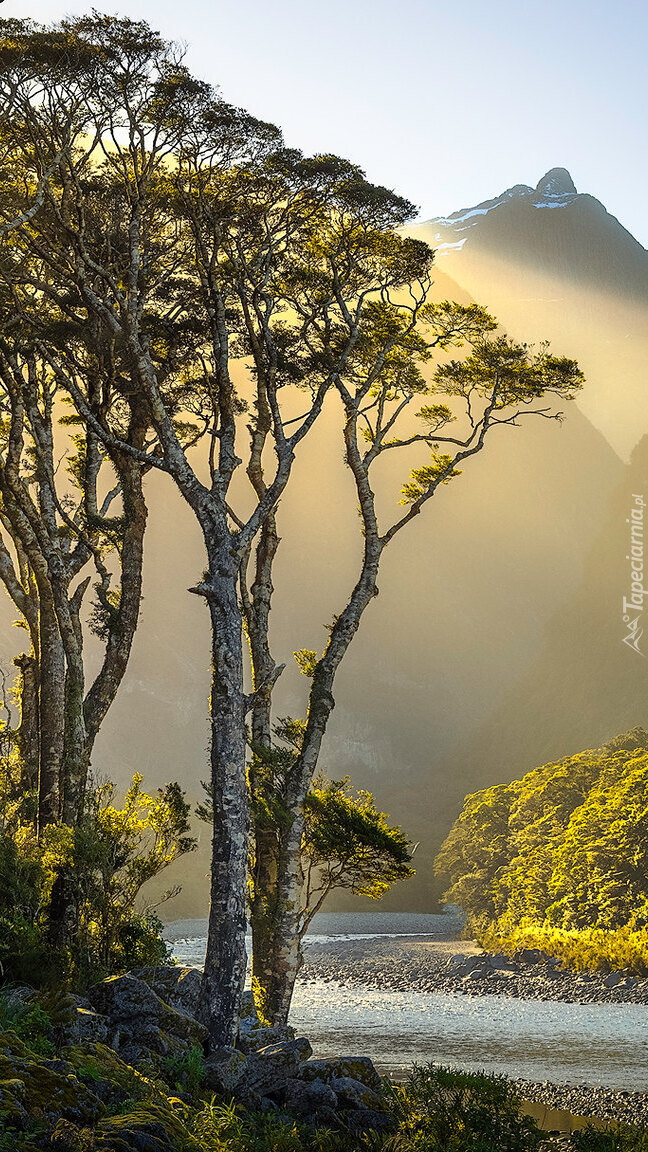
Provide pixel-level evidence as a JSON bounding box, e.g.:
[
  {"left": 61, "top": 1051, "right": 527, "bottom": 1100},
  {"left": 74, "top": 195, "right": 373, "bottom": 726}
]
[
  {"left": 62, "top": 1007, "right": 109, "bottom": 1046},
  {"left": 237, "top": 1037, "right": 313, "bottom": 1097},
  {"left": 94, "top": 1111, "right": 180, "bottom": 1151},
  {"left": 231, "top": 990, "right": 296, "bottom": 1052},
  {"left": 344, "top": 1107, "right": 395, "bottom": 1133},
  {"left": 329, "top": 1075, "right": 382, "bottom": 1110},
  {"left": 0, "top": 985, "right": 36, "bottom": 1012},
  {"left": 604, "top": 972, "right": 623, "bottom": 988},
  {"left": 204, "top": 1046, "right": 248, "bottom": 1093},
  {"left": 280, "top": 1076, "right": 337, "bottom": 1116},
  {"left": 0, "top": 1045, "right": 103, "bottom": 1128},
  {"left": 301, "top": 1055, "right": 381, "bottom": 1092},
  {"left": 87, "top": 974, "right": 206, "bottom": 1050},
  {"left": 131, "top": 965, "right": 202, "bottom": 1019}
]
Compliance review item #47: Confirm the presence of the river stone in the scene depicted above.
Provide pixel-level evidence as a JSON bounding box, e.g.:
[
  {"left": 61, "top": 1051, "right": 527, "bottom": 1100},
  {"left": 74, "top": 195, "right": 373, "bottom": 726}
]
[
  {"left": 130, "top": 966, "right": 203, "bottom": 1019},
  {"left": 514, "top": 948, "right": 552, "bottom": 965},
  {"left": 301, "top": 1056, "right": 381, "bottom": 1092},
  {"left": 488, "top": 953, "right": 516, "bottom": 971}
]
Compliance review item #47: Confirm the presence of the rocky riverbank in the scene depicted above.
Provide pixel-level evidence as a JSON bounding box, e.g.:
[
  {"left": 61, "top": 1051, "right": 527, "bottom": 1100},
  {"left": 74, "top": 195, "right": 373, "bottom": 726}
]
[
  {"left": 515, "top": 1077, "right": 648, "bottom": 1131},
  {"left": 300, "top": 936, "right": 648, "bottom": 1005}
]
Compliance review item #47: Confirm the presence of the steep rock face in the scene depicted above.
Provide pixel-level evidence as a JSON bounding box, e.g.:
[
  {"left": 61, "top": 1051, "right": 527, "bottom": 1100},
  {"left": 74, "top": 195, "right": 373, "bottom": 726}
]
[
  {"left": 419, "top": 167, "right": 646, "bottom": 299},
  {"left": 534, "top": 167, "right": 577, "bottom": 198},
  {"left": 409, "top": 168, "right": 648, "bottom": 463}
]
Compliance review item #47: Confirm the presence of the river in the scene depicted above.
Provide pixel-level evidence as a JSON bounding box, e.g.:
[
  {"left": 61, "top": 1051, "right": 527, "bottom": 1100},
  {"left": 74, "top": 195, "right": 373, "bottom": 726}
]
[{"left": 164, "top": 911, "right": 648, "bottom": 1092}]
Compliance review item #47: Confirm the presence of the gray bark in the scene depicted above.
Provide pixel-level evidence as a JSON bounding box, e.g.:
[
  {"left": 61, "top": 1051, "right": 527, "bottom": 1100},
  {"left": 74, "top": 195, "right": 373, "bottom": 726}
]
[{"left": 196, "top": 539, "right": 249, "bottom": 1047}]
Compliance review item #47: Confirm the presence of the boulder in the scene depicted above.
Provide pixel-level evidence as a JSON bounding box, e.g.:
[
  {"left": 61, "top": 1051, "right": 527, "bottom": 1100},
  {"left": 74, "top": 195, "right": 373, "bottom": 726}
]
[
  {"left": 62, "top": 1008, "right": 109, "bottom": 1046},
  {"left": 204, "top": 1046, "right": 248, "bottom": 1094},
  {"left": 487, "top": 953, "right": 517, "bottom": 971},
  {"left": 95, "top": 1106, "right": 187, "bottom": 1152},
  {"left": 448, "top": 955, "right": 485, "bottom": 977},
  {"left": 280, "top": 1076, "right": 337, "bottom": 1116},
  {"left": 234, "top": 990, "right": 296, "bottom": 1053},
  {"left": 0, "top": 1037, "right": 103, "bottom": 1129},
  {"left": 463, "top": 968, "right": 487, "bottom": 982},
  {"left": 87, "top": 974, "right": 207, "bottom": 1050},
  {"left": 0, "top": 986, "right": 36, "bottom": 1013},
  {"left": 514, "top": 948, "right": 552, "bottom": 965},
  {"left": 329, "top": 1075, "right": 382, "bottom": 1111},
  {"left": 345, "top": 1107, "right": 395, "bottom": 1134},
  {"left": 237, "top": 1037, "right": 313, "bottom": 1097},
  {"left": 301, "top": 1056, "right": 381, "bottom": 1092},
  {"left": 131, "top": 966, "right": 202, "bottom": 1020}
]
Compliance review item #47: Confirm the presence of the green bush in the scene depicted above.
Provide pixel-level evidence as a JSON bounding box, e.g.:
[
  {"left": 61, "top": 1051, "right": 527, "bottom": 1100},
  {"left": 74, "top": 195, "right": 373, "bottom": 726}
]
[
  {"left": 0, "top": 996, "right": 54, "bottom": 1056},
  {"left": 386, "top": 1065, "right": 543, "bottom": 1152},
  {"left": 0, "top": 770, "right": 194, "bottom": 991}
]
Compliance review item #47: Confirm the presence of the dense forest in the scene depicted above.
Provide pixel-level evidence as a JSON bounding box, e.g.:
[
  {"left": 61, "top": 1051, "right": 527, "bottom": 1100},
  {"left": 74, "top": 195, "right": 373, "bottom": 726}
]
[{"left": 435, "top": 727, "right": 648, "bottom": 972}]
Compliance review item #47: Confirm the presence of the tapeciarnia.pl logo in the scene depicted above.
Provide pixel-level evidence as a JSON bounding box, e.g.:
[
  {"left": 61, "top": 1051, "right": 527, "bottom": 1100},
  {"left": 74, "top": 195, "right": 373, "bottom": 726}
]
[{"left": 622, "top": 494, "right": 646, "bottom": 656}]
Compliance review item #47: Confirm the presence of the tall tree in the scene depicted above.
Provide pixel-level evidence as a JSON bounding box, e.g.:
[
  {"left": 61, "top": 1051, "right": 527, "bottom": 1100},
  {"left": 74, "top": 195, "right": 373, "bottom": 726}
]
[
  {"left": 0, "top": 14, "right": 436, "bottom": 1043},
  {"left": 243, "top": 319, "right": 584, "bottom": 1022},
  {"left": 0, "top": 341, "right": 149, "bottom": 832}
]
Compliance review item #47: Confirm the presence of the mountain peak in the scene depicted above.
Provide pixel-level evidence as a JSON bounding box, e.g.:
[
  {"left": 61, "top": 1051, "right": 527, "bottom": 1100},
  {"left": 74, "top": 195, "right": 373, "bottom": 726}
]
[{"left": 535, "top": 168, "right": 577, "bottom": 198}]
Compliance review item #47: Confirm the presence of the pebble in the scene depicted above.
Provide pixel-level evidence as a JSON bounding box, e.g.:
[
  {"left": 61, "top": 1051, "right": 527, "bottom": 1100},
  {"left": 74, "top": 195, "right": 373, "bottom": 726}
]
[{"left": 297, "top": 940, "right": 648, "bottom": 1129}]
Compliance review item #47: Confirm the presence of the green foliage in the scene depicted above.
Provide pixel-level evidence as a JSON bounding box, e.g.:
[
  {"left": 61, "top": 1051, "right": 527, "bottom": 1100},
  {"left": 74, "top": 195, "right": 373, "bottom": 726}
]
[
  {"left": 387, "top": 1064, "right": 543, "bottom": 1152},
  {"left": 435, "top": 729, "right": 648, "bottom": 972},
  {"left": 400, "top": 336, "right": 584, "bottom": 506},
  {"left": 0, "top": 767, "right": 195, "bottom": 989},
  {"left": 0, "top": 1036, "right": 644, "bottom": 1151},
  {"left": 303, "top": 777, "right": 414, "bottom": 923},
  {"left": 163, "top": 1044, "right": 207, "bottom": 1095},
  {"left": 571, "top": 1125, "right": 648, "bottom": 1151},
  {"left": 68, "top": 774, "right": 196, "bottom": 982},
  {"left": 189, "top": 1097, "right": 346, "bottom": 1150},
  {"left": 0, "top": 997, "right": 54, "bottom": 1056},
  {"left": 293, "top": 649, "right": 319, "bottom": 677},
  {"left": 200, "top": 725, "right": 414, "bottom": 929}
]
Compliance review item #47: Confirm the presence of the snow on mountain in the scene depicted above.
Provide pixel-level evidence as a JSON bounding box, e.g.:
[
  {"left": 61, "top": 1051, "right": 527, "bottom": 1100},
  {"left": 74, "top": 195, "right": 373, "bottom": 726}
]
[{"left": 430, "top": 168, "right": 579, "bottom": 236}]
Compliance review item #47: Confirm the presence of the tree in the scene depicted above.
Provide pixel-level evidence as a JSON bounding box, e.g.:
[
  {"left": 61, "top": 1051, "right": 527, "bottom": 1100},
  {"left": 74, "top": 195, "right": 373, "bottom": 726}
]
[
  {"left": 244, "top": 331, "right": 584, "bottom": 1023},
  {"left": 0, "top": 747, "right": 196, "bottom": 986},
  {"left": 434, "top": 729, "right": 648, "bottom": 939},
  {"left": 301, "top": 777, "right": 414, "bottom": 932},
  {"left": 199, "top": 726, "right": 414, "bottom": 1016},
  {"left": 0, "top": 13, "right": 437, "bottom": 1044},
  {"left": 0, "top": 340, "right": 150, "bottom": 836},
  {"left": 0, "top": 14, "right": 583, "bottom": 1041}
]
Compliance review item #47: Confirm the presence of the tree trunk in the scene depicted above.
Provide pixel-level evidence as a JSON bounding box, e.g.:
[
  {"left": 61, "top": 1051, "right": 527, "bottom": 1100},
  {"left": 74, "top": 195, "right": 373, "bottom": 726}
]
[
  {"left": 250, "top": 824, "right": 281, "bottom": 1021},
  {"left": 14, "top": 652, "right": 39, "bottom": 797},
  {"left": 197, "top": 541, "right": 249, "bottom": 1048},
  {"left": 38, "top": 595, "right": 65, "bottom": 830},
  {"left": 254, "top": 811, "right": 306, "bottom": 1025},
  {"left": 258, "top": 539, "right": 382, "bottom": 1025},
  {"left": 246, "top": 509, "right": 285, "bottom": 1021}
]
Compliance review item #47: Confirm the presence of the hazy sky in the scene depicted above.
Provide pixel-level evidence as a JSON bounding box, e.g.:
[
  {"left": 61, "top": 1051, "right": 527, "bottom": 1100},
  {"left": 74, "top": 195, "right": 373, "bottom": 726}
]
[{"left": 4, "top": 0, "right": 648, "bottom": 244}]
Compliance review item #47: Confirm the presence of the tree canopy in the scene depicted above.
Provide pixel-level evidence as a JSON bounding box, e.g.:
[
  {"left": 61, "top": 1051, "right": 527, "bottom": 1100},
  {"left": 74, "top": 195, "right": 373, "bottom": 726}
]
[{"left": 435, "top": 727, "right": 648, "bottom": 938}]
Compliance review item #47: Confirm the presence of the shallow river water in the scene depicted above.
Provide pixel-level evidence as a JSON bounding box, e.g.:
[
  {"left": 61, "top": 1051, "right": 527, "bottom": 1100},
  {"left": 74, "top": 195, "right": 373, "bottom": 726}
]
[{"left": 164, "top": 912, "right": 648, "bottom": 1091}]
